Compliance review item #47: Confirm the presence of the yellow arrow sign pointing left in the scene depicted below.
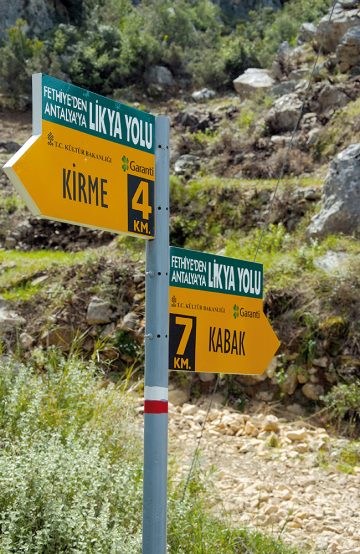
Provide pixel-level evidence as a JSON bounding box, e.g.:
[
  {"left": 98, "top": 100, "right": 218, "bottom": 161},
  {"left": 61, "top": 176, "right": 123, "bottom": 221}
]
[
  {"left": 3, "top": 74, "right": 156, "bottom": 238},
  {"left": 4, "top": 120, "right": 155, "bottom": 237}
]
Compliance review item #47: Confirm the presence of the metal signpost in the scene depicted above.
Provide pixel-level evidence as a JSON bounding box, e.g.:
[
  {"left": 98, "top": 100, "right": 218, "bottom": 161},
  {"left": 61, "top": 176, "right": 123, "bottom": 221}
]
[
  {"left": 143, "top": 116, "right": 169, "bottom": 554},
  {"left": 169, "top": 247, "right": 280, "bottom": 375}
]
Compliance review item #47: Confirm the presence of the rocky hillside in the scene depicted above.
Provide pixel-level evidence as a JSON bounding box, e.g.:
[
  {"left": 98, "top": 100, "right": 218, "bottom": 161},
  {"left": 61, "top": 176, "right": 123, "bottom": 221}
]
[{"left": 0, "top": 0, "right": 360, "bottom": 434}]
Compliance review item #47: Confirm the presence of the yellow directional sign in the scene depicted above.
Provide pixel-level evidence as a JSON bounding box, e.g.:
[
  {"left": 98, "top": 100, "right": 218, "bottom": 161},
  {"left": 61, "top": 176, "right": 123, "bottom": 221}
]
[
  {"left": 3, "top": 74, "right": 155, "bottom": 238},
  {"left": 169, "top": 247, "right": 280, "bottom": 375}
]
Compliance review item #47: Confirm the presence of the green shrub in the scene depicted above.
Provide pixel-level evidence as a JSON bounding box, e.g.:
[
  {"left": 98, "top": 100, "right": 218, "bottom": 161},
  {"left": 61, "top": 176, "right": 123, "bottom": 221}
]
[
  {"left": 119, "top": 0, "right": 223, "bottom": 86},
  {"left": 229, "top": 0, "right": 332, "bottom": 69},
  {"left": 0, "top": 435, "right": 143, "bottom": 553},
  {"left": 322, "top": 381, "right": 360, "bottom": 433},
  {"left": 49, "top": 23, "right": 123, "bottom": 94},
  {"left": 0, "top": 19, "right": 48, "bottom": 106},
  {"left": 0, "top": 352, "right": 139, "bottom": 460}
]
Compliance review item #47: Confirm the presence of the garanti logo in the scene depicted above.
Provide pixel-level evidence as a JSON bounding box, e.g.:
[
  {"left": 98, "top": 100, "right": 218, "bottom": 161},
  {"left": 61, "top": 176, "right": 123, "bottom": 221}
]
[
  {"left": 47, "top": 132, "right": 54, "bottom": 146},
  {"left": 121, "top": 155, "right": 129, "bottom": 172},
  {"left": 233, "top": 304, "right": 240, "bottom": 319},
  {"left": 121, "top": 154, "right": 154, "bottom": 177}
]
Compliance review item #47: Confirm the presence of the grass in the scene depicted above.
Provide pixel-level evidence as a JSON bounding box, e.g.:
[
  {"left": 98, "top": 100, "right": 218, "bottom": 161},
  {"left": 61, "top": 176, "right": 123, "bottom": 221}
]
[
  {"left": 224, "top": 218, "right": 360, "bottom": 289},
  {"left": 0, "top": 192, "right": 24, "bottom": 214},
  {"left": 0, "top": 351, "right": 297, "bottom": 553},
  {"left": 317, "top": 441, "right": 360, "bottom": 475},
  {"left": 170, "top": 174, "right": 324, "bottom": 253},
  {"left": 1, "top": 281, "right": 41, "bottom": 301},
  {"left": 0, "top": 249, "right": 95, "bottom": 301}
]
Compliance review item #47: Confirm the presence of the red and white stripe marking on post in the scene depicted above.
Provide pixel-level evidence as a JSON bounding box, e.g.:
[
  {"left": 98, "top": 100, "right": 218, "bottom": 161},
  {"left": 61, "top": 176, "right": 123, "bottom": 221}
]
[{"left": 144, "top": 386, "right": 168, "bottom": 414}]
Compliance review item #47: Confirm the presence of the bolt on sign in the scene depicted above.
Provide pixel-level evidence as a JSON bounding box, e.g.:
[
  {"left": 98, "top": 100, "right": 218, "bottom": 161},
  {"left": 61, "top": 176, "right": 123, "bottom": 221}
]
[
  {"left": 3, "top": 74, "right": 155, "bottom": 238},
  {"left": 169, "top": 246, "right": 280, "bottom": 375}
]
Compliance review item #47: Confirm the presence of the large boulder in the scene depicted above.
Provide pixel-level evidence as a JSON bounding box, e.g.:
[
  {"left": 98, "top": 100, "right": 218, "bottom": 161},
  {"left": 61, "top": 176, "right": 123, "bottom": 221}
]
[
  {"left": 233, "top": 68, "right": 275, "bottom": 96},
  {"left": 265, "top": 93, "right": 303, "bottom": 134},
  {"left": 337, "top": 26, "right": 360, "bottom": 72},
  {"left": 317, "top": 83, "right": 350, "bottom": 112},
  {"left": 298, "top": 22, "right": 317, "bottom": 44},
  {"left": 144, "top": 66, "right": 175, "bottom": 89},
  {"left": 314, "top": 3, "right": 360, "bottom": 53},
  {"left": 307, "top": 144, "right": 360, "bottom": 238}
]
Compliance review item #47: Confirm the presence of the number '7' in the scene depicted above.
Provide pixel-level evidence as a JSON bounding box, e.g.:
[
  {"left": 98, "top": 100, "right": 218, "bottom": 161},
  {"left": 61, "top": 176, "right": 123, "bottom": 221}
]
[{"left": 175, "top": 317, "right": 193, "bottom": 355}]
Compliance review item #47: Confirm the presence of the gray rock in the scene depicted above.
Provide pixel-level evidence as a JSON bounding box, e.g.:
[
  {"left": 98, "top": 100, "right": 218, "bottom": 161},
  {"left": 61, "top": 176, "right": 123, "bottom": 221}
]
[
  {"left": 337, "top": 26, "right": 360, "bottom": 72},
  {"left": 121, "top": 311, "right": 138, "bottom": 331},
  {"left": 298, "top": 22, "right": 317, "bottom": 43},
  {"left": 281, "top": 365, "right": 298, "bottom": 395},
  {"left": 307, "top": 128, "right": 322, "bottom": 147},
  {"left": 16, "top": 220, "right": 33, "bottom": 239},
  {"left": 266, "top": 93, "right": 303, "bottom": 133},
  {"left": 314, "top": 251, "right": 350, "bottom": 274},
  {"left": 233, "top": 68, "right": 275, "bottom": 96},
  {"left": 303, "top": 187, "right": 322, "bottom": 201},
  {"left": 270, "top": 135, "right": 292, "bottom": 148},
  {"left": 302, "top": 383, "right": 324, "bottom": 401},
  {"left": 339, "top": 0, "right": 359, "bottom": 8},
  {"left": 19, "top": 332, "right": 35, "bottom": 349},
  {"left": 0, "top": 141, "right": 20, "bottom": 153},
  {"left": 315, "top": 4, "right": 360, "bottom": 53},
  {"left": 271, "top": 41, "right": 304, "bottom": 80},
  {"left": 174, "top": 154, "right": 201, "bottom": 176},
  {"left": 144, "top": 65, "right": 174, "bottom": 88},
  {"left": 0, "top": 307, "right": 26, "bottom": 332},
  {"left": 313, "top": 357, "right": 329, "bottom": 368},
  {"left": 192, "top": 88, "right": 216, "bottom": 102},
  {"left": 300, "top": 112, "right": 318, "bottom": 130},
  {"left": 288, "top": 68, "right": 309, "bottom": 81},
  {"left": 271, "top": 81, "right": 296, "bottom": 97},
  {"left": 175, "top": 108, "right": 216, "bottom": 133},
  {"left": 307, "top": 144, "right": 360, "bottom": 238},
  {"left": 86, "top": 297, "right": 112, "bottom": 325},
  {"left": 293, "top": 186, "right": 322, "bottom": 202},
  {"left": 5, "top": 237, "right": 16, "bottom": 249},
  {"left": 317, "top": 83, "right": 350, "bottom": 111},
  {"left": 168, "top": 387, "right": 190, "bottom": 406}
]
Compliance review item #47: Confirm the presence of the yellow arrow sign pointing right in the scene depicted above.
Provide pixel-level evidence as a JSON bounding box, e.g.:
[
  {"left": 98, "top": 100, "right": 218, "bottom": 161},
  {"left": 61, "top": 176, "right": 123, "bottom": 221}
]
[{"left": 169, "top": 288, "right": 280, "bottom": 375}]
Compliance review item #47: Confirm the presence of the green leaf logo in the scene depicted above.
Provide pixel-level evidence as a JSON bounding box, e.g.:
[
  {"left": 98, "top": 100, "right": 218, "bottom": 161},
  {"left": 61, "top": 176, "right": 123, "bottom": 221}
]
[
  {"left": 233, "top": 304, "right": 239, "bottom": 319},
  {"left": 121, "top": 155, "right": 129, "bottom": 172}
]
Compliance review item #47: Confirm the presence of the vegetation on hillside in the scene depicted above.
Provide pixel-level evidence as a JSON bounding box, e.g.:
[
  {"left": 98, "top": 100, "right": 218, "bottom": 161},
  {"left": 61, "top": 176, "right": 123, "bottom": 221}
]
[{"left": 0, "top": 0, "right": 332, "bottom": 106}]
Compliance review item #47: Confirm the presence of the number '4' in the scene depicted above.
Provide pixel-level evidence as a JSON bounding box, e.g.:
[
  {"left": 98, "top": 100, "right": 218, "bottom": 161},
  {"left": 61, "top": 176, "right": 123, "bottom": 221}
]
[{"left": 132, "top": 180, "right": 152, "bottom": 220}]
